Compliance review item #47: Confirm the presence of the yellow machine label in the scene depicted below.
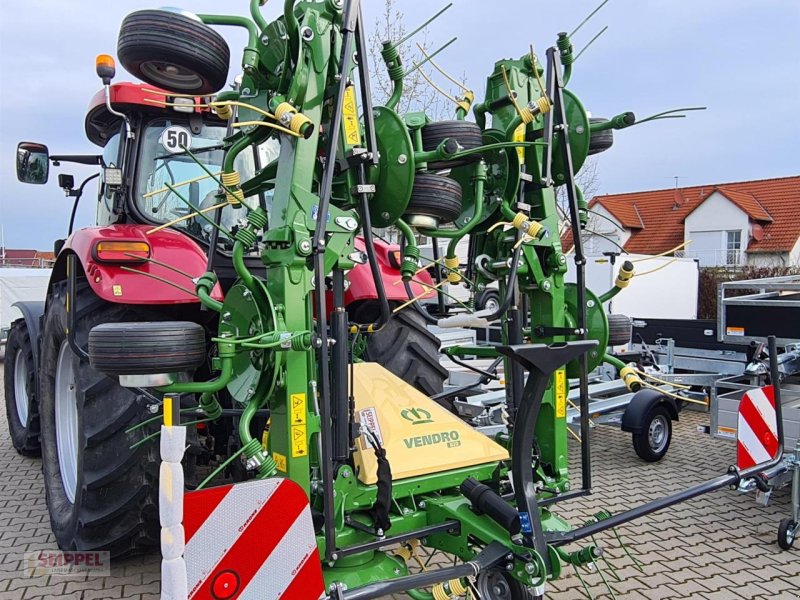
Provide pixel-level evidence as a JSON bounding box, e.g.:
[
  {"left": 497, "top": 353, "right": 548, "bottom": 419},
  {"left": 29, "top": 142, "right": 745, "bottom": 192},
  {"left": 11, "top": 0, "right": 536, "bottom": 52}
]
[
  {"left": 352, "top": 363, "right": 509, "bottom": 485},
  {"left": 291, "top": 425, "right": 307, "bottom": 457},
  {"left": 290, "top": 393, "right": 307, "bottom": 425},
  {"left": 112, "top": 285, "right": 123, "bottom": 297},
  {"left": 342, "top": 86, "right": 362, "bottom": 146},
  {"left": 273, "top": 452, "right": 287, "bottom": 472},
  {"left": 513, "top": 124, "right": 525, "bottom": 162},
  {"left": 555, "top": 369, "right": 567, "bottom": 418}
]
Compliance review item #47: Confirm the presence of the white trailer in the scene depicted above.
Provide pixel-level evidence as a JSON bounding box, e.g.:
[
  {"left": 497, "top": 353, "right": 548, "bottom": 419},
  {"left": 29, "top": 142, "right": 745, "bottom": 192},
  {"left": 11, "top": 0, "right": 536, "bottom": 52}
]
[{"left": 0, "top": 268, "right": 51, "bottom": 347}]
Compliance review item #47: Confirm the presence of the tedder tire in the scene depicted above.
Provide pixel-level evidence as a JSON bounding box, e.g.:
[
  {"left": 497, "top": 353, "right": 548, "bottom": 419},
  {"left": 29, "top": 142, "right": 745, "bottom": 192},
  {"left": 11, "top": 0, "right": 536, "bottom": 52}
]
[
  {"left": 777, "top": 518, "right": 796, "bottom": 551},
  {"left": 607, "top": 313, "right": 632, "bottom": 346},
  {"left": 39, "top": 281, "right": 172, "bottom": 557},
  {"left": 118, "top": 9, "right": 230, "bottom": 95},
  {"left": 632, "top": 405, "right": 672, "bottom": 462},
  {"left": 421, "top": 120, "right": 484, "bottom": 170},
  {"left": 3, "top": 319, "right": 41, "bottom": 456},
  {"left": 360, "top": 309, "right": 448, "bottom": 396},
  {"left": 476, "top": 568, "right": 538, "bottom": 600},
  {"left": 406, "top": 173, "right": 463, "bottom": 226},
  {"left": 588, "top": 117, "right": 614, "bottom": 155}
]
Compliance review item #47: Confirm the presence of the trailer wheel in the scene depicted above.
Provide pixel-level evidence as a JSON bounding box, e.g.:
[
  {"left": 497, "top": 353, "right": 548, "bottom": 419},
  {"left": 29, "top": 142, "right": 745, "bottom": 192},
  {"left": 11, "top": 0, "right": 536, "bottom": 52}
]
[
  {"left": 421, "top": 120, "right": 484, "bottom": 170},
  {"left": 476, "top": 289, "right": 501, "bottom": 313},
  {"left": 39, "top": 281, "right": 167, "bottom": 557},
  {"left": 118, "top": 9, "right": 230, "bottom": 95},
  {"left": 354, "top": 307, "right": 448, "bottom": 396},
  {"left": 476, "top": 568, "right": 538, "bottom": 599},
  {"left": 778, "top": 518, "right": 796, "bottom": 551},
  {"left": 632, "top": 405, "right": 672, "bottom": 462},
  {"left": 3, "top": 320, "right": 41, "bottom": 456}
]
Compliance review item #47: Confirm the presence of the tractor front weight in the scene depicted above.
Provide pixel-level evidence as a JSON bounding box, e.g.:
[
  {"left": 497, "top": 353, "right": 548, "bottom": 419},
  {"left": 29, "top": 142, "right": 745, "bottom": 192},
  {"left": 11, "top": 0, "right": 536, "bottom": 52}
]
[{"left": 81, "top": 0, "right": 740, "bottom": 597}]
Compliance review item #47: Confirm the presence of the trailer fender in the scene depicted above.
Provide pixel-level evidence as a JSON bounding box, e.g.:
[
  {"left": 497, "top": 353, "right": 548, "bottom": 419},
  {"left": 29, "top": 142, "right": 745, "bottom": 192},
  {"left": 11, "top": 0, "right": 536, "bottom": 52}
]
[
  {"left": 9, "top": 301, "right": 45, "bottom": 372},
  {"left": 621, "top": 388, "right": 679, "bottom": 433}
]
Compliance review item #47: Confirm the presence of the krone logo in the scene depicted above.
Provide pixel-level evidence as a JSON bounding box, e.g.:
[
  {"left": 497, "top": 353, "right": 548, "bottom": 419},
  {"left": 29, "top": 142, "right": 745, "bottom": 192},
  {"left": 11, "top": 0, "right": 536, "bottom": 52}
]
[{"left": 400, "top": 407, "right": 433, "bottom": 425}]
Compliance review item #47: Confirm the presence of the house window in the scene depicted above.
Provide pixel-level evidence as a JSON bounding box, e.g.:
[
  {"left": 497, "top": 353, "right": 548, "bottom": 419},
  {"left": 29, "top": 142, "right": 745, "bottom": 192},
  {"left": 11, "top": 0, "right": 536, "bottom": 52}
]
[{"left": 726, "top": 230, "right": 742, "bottom": 265}]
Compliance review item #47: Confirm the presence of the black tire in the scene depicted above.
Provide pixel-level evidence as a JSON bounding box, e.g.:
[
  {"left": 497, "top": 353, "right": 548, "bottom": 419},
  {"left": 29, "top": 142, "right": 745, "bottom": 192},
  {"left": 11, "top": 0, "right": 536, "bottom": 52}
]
[
  {"left": 405, "top": 173, "right": 463, "bottom": 226},
  {"left": 588, "top": 117, "right": 614, "bottom": 156},
  {"left": 777, "top": 518, "right": 796, "bottom": 551},
  {"left": 89, "top": 322, "right": 206, "bottom": 376},
  {"left": 118, "top": 9, "right": 230, "bottom": 95},
  {"left": 476, "top": 569, "right": 537, "bottom": 600},
  {"left": 632, "top": 405, "right": 672, "bottom": 462},
  {"left": 3, "top": 320, "right": 41, "bottom": 456},
  {"left": 357, "top": 308, "right": 448, "bottom": 396},
  {"left": 39, "top": 281, "right": 171, "bottom": 557},
  {"left": 607, "top": 313, "right": 632, "bottom": 346},
  {"left": 422, "top": 120, "right": 484, "bottom": 170},
  {"left": 477, "top": 289, "right": 501, "bottom": 313}
]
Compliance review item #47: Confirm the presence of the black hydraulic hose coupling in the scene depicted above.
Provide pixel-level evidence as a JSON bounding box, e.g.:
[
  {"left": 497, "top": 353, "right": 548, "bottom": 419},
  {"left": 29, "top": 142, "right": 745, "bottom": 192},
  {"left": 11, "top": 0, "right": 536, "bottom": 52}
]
[{"left": 460, "top": 477, "right": 521, "bottom": 535}]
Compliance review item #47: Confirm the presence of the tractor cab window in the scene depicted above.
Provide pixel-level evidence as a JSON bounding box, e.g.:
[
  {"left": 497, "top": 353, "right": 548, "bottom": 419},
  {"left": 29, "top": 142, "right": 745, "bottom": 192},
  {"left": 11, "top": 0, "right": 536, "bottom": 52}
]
[
  {"left": 97, "top": 131, "right": 122, "bottom": 225},
  {"left": 134, "top": 119, "right": 263, "bottom": 249}
]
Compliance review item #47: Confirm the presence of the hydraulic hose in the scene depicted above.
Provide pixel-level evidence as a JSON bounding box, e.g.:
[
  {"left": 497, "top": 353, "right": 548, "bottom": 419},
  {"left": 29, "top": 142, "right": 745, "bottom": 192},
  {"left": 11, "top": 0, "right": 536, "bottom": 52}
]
[
  {"left": 157, "top": 357, "right": 234, "bottom": 394},
  {"left": 482, "top": 227, "right": 524, "bottom": 322},
  {"left": 356, "top": 189, "right": 391, "bottom": 333}
]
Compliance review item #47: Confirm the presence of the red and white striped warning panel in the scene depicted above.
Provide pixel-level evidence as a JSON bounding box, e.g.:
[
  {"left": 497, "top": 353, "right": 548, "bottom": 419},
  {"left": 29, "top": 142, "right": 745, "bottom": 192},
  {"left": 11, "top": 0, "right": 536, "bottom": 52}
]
[
  {"left": 184, "top": 478, "right": 324, "bottom": 600},
  {"left": 737, "top": 385, "right": 779, "bottom": 470}
]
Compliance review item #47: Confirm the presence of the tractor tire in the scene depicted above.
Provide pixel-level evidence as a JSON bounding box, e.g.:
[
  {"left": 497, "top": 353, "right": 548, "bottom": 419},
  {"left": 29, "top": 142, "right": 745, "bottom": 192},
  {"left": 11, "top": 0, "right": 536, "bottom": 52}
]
[
  {"left": 39, "top": 281, "right": 169, "bottom": 557},
  {"left": 607, "top": 313, "right": 632, "bottom": 346},
  {"left": 405, "top": 173, "right": 463, "bottom": 226},
  {"left": 118, "top": 9, "right": 230, "bottom": 95},
  {"left": 89, "top": 322, "right": 206, "bottom": 376},
  {"left": 632, "top": 405, "right": 672, "bottom": 462},
  {"left": 476, "top": 568, "right": 538, "bottom": 599},
  {"left": 358, "top": 308, "right": 448, "bottom": 396},
  {"left": 421, "top": 120, "right": 484, "bottom": 170},
  {"left": 3, "top": 319, "right": 41, "bottom": 456},
  {"left": 587, "top": 117, "right": 614, "bottom": 156}
]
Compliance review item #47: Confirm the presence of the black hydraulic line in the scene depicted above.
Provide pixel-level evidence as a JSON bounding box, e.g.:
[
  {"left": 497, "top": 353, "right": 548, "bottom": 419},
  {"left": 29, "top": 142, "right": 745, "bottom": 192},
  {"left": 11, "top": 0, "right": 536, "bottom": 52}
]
[
  {"left": 447, "top": 353, "right": 500, "bottom": 380},
  {"left": 207, "top": 97, "right": 239, "bottom": 275},
  {"left": 399, "top": 233, "right": 437, "bottom": 325},
  {"left": 353, "top": 2, "right": 379, "bottom": 167},
  {"left": 548, "top": 45, "right": 593, "bottom": 493},
  {"left": 356, "top": 165, "right": 391, "bottom": 332},
  {"left": 430, "top": 356, "right": 504, "bottom": 403},
  {"left": 336, "top": 520, "right": 460, "bottom": 558},
  {"left": 67, "top": 173, "right": 100, "bottom": 236},
  {"left": 313, "top": 0, "right": 361, "bottom": 561},
  {"left": 482, "top": 228, "right": 523, "bottom": 322},
  {"left": 506, "top": 307, "right": 525, "bottom": 422},
  {"left": 339, "top": 542, "right": 509, "bottom": 600},
  {"left": 430, "top": 238, "right": 447, "bottom": 314},
  {"left": 331, "top": 269, "right": 350, "bottom": 462}
]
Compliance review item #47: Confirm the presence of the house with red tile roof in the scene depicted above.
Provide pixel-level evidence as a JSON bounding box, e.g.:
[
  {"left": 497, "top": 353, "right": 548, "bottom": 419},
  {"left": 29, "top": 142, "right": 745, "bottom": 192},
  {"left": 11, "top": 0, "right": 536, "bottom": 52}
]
[
  {"left": 0, "top": 248, "right": 55, "bottom": 268},
  {"left": 563, "top": 175, "right": 800, "bottom": 267}
]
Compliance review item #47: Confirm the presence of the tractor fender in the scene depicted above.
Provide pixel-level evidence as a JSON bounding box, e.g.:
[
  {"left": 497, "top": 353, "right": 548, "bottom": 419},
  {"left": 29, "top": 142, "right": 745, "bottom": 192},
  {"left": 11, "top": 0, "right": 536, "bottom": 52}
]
[
  {"left": 9, "top": 301, "right": 45, "bottom": 372},
  {"left": 50, "top": 225, "right": 223, "bottom": 305},
  {"left": 621, "top": 388, "right": 679, "bottom": 433},
  {"left": 344, "top": 237, "right": 435, "bottom": 304}
]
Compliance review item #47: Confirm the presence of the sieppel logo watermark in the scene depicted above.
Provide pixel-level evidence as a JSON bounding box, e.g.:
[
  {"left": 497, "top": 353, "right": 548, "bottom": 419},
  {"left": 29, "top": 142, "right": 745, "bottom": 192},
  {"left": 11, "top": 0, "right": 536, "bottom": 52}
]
[{"left": 24, "top": 551, "right": 111, "bottom": 577}]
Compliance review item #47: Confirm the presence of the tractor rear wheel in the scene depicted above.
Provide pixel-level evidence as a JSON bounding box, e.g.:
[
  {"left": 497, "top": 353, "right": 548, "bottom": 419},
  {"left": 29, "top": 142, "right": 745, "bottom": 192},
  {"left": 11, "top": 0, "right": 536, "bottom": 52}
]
[
  {"left": 39, "top": 281, "right": 167, "bottom": 557},
  {"left": 3, "top": 319, "right": 41, "bottom": 456},
  {"left": 117, "top": 9, "right": 230, "bottom": 95},
  {"left": 354, "top": 307, "right": 448, "bottom": 396}
]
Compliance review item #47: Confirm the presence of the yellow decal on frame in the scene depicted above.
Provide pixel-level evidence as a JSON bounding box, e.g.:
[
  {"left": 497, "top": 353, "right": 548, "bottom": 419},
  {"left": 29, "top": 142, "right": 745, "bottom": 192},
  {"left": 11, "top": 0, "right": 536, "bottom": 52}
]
[
  {"left": 513, "top": 124, "right": 525, "bottom": 162},
  {"left": 342, "top": 86, "right": 362, "bottom": 146},
  {"left": 273, "top": 452, "right": 287, "bottom": 472},
  {"left": 291, "top": 425, "right": 308, "bottom": 457},
  {"left": 555, "top": 369, "right": 567, "bottom": 418},
  {"left": 290, "top": 393, "right": 307, "bottom": 425}
]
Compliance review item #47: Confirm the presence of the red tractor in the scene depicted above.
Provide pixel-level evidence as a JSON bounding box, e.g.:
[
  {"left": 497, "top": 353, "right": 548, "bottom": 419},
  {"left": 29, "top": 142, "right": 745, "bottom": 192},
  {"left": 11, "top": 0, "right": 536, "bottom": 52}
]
[{"left": 6, "top": 60, "right": 443, "bottom": 556}]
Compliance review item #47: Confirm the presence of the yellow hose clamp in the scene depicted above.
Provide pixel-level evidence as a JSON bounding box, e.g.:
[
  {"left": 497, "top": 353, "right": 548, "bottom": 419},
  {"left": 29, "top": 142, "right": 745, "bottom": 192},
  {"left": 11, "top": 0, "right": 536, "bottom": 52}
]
[
  {"left": 511, "top": 212, "right": 544, "bottom": 239},
  {"left": 214, "top": 103, "right": 233, "bottom": 120},
  {"left": 456, "top": 89, "right": 475, "bottom": 113},
  {"left": 620, "top": 364, "right": 642, "bottom": 392},
  {"left": 615, "top": 261, "right": 635, "bottom": 288},
  {"left": 221, "top": 171, "right": 245, "bottom": 205},
  {"left": 445, "top": 255, "right": 461, "bottom": 283}
]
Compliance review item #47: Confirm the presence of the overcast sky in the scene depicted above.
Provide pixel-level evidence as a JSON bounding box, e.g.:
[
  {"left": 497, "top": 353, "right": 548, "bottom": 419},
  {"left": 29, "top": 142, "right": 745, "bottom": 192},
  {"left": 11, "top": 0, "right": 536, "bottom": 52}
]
[{"left": 1, "top": 0, "right": 798, "bottom": 250}]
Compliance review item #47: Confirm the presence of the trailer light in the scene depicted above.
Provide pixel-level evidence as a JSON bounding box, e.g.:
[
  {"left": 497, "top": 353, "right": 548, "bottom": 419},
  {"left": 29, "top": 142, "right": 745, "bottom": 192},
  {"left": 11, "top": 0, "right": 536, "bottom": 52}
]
[
  {"left": 172, "top": 97, "right": 195, "bottom": 113},
  {"left": 93, "top": 241, "right": 151, "bottom": 263}
]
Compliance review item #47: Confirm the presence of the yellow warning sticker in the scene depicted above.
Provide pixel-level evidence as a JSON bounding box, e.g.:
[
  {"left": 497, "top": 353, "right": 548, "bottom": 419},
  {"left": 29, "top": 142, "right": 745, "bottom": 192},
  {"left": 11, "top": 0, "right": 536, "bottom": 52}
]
[
  {"left": 290, "top": 393, "right": 307, "bottom": 425},
  {"left": 291, "top": 425, "right": 308, "bottom": 458},
  {"left": 112, "top": 285, "right": 123, "bottom": 297},
  {"left": 273, "top": 452, "right": 287, "bottom": 472},
  {"left": 342, "top": 86, "right": 361, "bottom": 146},
  {"left": 555, "top": 369, "right": 567, "bottom": 418},
  {"left": 513, "top": 124, "right": 525, "bottom": 162}
]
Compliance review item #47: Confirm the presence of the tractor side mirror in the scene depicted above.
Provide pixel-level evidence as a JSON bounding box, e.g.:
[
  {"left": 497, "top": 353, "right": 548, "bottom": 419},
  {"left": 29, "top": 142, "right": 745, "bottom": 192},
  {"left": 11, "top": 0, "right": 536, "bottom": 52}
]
[{"left": 16, "top": 142, "right": 50, "bottom": 184}]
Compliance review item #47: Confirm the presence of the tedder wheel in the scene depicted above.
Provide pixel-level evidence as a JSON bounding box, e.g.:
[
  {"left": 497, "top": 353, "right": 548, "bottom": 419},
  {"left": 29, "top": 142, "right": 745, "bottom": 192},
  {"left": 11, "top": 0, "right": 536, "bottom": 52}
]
[
  {"left": 3, "top": 319, "right": 41, "bottom": 456},
  {"left": 587, "top": 117, "right": 614, "bottom": 156},
  {"left": 421, "top": 120, "right": 484, "bottom": 170},
  {"left": 476, "top": 569, "right": 538, "bottom": 600},
  {"left": 117, "top": 9, "right": 230, "bottom": 95},
  {"left": 354, "top": 307, "right": 449, "bottom": 397},
  {"left": 632, "top": 405, "right": 672, "bottom": 462},
  {"left": 777, "top": 518, "right": 796, "bottom": 551},
  {"left": 38, "top": 280, "right": 185, "bottom": 557},
  {"left": 405, "top": 173, "right": 463, "bottom": 229},
  {"left": 607, "top": 313, "right": 633, "bottom": 346}
]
